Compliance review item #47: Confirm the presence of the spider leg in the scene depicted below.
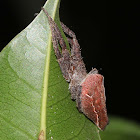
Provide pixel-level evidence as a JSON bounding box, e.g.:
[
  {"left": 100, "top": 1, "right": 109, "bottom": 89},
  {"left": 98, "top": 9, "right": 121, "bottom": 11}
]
[
  {"left": 42, "top": 8, "right": 70, "bottom": 81},
  {"left": 60, "top": 22, "right": 86, "bottom": 75},
  {"left": 60, "top": 22, "right": 82, "bottom": 60},
  {"left": 61, "top": 22, "right": 87, "bottom": 102}
]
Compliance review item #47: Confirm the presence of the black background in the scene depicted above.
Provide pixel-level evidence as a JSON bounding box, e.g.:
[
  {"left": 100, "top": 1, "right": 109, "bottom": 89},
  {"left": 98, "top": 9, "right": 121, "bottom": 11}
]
[{"left": 0, "top": 0, "right": 139, "bottom": 123}]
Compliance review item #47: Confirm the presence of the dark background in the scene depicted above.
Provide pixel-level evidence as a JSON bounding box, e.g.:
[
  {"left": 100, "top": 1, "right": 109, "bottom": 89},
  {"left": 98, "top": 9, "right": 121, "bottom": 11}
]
[{"left": 0, "top": 0, "right": 139, "bottom": 123}]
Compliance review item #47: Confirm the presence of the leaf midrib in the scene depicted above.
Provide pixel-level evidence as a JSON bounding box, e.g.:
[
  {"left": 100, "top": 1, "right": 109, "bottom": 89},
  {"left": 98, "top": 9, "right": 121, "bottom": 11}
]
[{"left": 39, "top": 0, "right": 60, "bottom": 139}]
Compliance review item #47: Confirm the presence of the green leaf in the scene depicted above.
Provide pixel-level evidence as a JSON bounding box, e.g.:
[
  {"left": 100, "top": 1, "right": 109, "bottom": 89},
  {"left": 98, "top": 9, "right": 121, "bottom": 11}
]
[
  {"left": 100, "top": 116, "right": 140, "bottom": 140},
  {"left": 0, "top": 0, "right": 100, "bottom": 140}
]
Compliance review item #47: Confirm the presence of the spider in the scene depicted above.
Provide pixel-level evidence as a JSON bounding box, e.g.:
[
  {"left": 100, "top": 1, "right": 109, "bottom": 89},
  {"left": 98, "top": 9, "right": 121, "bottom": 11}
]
[{"left": 42, "top": 8, "right": 108, "bottom": 130}]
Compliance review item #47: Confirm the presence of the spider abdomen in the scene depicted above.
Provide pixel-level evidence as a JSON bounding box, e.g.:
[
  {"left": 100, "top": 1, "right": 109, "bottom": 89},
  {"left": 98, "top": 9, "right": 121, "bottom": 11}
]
[{"left": 78, "top": 73, "right": 108, "bottom": 130}]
